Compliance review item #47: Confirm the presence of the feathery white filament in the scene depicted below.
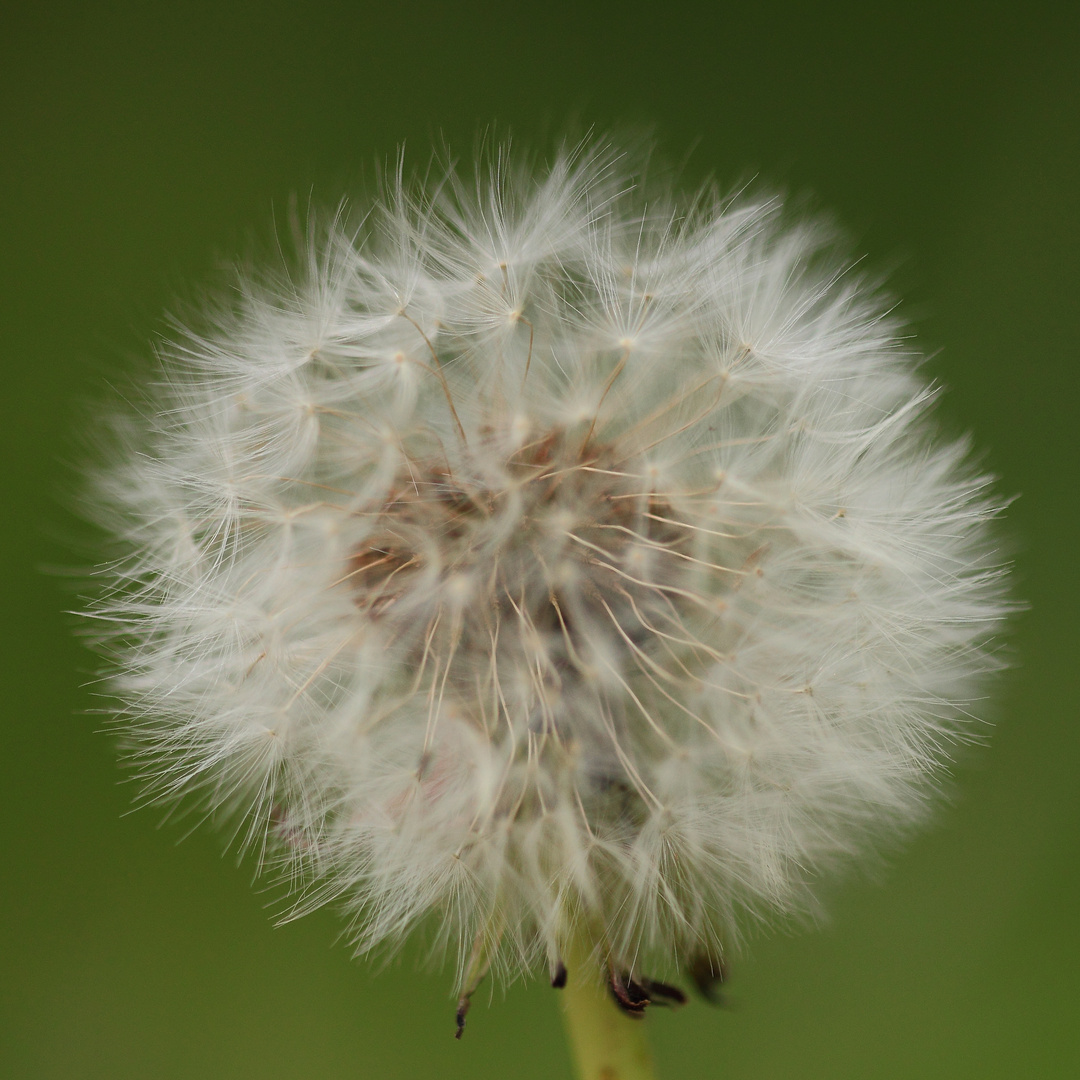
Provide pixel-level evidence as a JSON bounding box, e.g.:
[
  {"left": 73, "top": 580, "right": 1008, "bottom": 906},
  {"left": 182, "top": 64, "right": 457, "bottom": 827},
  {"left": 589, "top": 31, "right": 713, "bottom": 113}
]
[{"left": 85, "top": 142, "right": 1008, "bottom": 991}]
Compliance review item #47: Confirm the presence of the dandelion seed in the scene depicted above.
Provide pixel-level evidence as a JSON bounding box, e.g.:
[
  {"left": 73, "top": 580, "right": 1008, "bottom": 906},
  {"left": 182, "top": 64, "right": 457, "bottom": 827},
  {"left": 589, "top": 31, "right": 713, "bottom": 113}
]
[{"left": 82, "top": 139, "right": 1009, "bottom": 1070}]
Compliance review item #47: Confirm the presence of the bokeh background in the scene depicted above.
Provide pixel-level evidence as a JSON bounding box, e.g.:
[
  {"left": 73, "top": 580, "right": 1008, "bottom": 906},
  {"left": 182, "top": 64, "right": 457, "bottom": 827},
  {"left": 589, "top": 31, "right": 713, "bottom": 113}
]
[{"left": 2, "top": 3, "right": 1077, "bottom": 1077}]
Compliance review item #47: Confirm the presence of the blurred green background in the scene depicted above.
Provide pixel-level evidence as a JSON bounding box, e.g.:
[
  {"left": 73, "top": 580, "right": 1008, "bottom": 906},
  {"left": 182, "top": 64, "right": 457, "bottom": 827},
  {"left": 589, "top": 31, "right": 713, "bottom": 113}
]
[{"left": 2, "top": 2, "right": 1077, "bottom": 1077}]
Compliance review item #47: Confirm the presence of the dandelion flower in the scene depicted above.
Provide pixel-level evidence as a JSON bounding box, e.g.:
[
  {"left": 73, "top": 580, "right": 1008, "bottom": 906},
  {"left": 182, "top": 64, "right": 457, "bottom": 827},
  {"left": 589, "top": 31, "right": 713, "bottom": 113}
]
[{"left": 83, "top": 141, "right": 1008, "bottom": 1064}]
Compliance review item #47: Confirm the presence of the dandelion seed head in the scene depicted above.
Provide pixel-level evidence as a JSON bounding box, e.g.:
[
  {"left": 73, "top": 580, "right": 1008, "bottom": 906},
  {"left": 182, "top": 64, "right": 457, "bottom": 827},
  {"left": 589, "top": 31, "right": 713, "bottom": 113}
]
[{"left": 84, "top": 139, "right": 1010, "bottom": 994}]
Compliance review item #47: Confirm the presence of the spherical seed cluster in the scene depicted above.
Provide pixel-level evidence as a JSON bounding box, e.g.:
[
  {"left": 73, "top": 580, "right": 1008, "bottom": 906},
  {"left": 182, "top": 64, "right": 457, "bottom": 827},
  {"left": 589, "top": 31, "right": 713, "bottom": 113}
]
[{"left": 86, "top": 143, "right": 1008, "bottom": 996}]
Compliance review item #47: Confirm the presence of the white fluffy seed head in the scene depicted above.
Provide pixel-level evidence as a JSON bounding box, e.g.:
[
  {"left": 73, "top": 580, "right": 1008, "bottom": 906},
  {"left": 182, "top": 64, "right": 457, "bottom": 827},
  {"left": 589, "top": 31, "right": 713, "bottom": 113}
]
[{"left": 83, "top": 140, "right": 1010, "bottom": 993}]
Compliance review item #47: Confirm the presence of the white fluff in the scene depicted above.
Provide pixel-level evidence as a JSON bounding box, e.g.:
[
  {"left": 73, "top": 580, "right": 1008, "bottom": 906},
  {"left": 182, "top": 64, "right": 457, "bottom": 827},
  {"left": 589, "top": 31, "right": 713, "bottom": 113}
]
[{"left": 84, "top": 141, "right": 1009, "bottom": 993}]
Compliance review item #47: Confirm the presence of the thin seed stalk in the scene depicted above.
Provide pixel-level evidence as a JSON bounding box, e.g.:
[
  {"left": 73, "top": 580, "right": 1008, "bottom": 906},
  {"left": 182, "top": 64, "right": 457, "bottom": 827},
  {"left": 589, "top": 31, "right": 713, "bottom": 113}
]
[{"left": 559, "top": 929, "right": 657, "bottom": 1080}]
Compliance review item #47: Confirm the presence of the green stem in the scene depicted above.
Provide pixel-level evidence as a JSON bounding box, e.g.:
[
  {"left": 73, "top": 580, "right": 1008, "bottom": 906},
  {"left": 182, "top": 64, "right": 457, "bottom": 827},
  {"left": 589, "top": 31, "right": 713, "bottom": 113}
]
[{"left": 558, "top": 930, "right": 657, "bottom": 1080}]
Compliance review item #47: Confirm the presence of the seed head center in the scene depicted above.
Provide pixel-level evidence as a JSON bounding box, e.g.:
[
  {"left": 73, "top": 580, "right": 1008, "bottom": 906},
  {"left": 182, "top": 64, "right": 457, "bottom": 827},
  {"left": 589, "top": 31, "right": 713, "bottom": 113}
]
[{"left": 344, "top": 427, "right": 693, "bottom": 737}]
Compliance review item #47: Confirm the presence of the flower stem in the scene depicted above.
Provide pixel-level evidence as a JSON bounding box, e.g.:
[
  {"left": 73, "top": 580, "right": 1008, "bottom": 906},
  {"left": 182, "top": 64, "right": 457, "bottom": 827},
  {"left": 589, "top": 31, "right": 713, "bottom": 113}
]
[{"left": 558, "top": 930, "right": 657, "bottom": 1080}]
